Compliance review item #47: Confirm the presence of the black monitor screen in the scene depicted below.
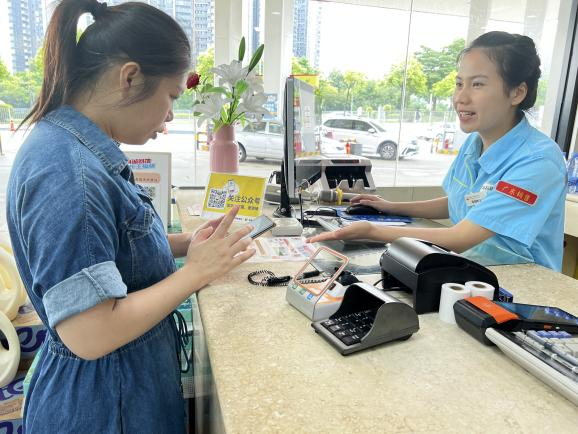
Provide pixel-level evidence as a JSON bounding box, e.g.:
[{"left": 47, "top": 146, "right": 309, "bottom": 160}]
[{"left": 282, "top": 77, "right": 321, "bottom": 200}]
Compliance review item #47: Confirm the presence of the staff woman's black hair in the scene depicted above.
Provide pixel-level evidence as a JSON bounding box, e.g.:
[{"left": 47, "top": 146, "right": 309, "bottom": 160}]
[
  {"left": 22, "top": 0, "right": 191, "bottom": 127},
  {"left": 459, "top": 31, "right": 541, "bottom": 112}
]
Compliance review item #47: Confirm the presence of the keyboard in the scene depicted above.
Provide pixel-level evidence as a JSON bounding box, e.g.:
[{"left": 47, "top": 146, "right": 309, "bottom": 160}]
[
  {"left": 485, "top": 328, "right": 578, "bottom": 405},
  {"left": 320, "top": 308, "right": 378, "bottom": 346}
]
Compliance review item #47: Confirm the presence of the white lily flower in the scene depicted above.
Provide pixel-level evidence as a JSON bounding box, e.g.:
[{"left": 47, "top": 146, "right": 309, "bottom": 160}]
[
  {"left": 189, "top": 39, "right": 267, "bottom": 127},
  {"left": 237, "top": 91, "right": 270, "bottom": 120},
  {"left": 245, "top": 70, "right": 264, "bottom": 94},
  {"left": 193, "top": 93, "right": 231, "bottom": 127},
  {"left": 211, "top": 60, "right": 248, "bottom": 89}
]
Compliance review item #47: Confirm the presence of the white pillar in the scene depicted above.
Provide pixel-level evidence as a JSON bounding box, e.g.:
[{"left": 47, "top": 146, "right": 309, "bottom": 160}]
[
  {"left": 263, "top": 0, "right": 294, "bottom": 118},
  {"left": 466, "top": 0, "right": 492, "bottom": 44},
  {"left": 214, "top": 0, "right": 244, "bottom": 68}
]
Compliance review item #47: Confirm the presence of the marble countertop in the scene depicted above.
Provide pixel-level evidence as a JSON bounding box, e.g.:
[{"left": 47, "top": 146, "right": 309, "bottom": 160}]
[{"left": 177, "top": 189, "right": 578, "bottom": 433}]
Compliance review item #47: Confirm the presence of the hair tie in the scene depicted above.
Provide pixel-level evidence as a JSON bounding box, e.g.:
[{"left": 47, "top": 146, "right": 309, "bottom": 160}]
[{"left": 90, "top": 1, "right": 107, "bottom": 20}]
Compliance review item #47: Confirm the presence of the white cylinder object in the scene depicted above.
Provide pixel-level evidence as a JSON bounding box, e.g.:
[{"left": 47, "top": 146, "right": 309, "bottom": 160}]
[
  {"left": 465, "top": 281, "right": 495, "bottom": 300},
  {"left": 0, "top": 248, "right": 24, "bottom": 320},
  {"left": 439, "top": 283, "right": 470, "bottom": 324},
  {"left": 0, "top": 310, "right": 21, "bottom": 388}
]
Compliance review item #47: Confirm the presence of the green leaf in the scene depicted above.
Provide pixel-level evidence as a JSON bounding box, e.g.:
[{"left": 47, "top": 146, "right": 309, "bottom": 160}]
[
  {"left": 238, "top": 37, "right": 246, "bottom": 62},
  {"left": 248, "top": 44, "right": 264, "bottom": 72},
  {"left": 235, "top": 80, "right": 248, "bottom": 96},
  {"left": 206, "top": 86, "right": 228, "bottom": 95}
]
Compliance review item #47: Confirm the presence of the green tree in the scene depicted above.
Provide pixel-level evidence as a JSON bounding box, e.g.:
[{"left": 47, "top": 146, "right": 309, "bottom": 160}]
[
  {"left": 415, "top": 38, "right": 464, "bottom": 110},
  {"left": 318, "top": 78, "right": 343, "bottom": 111},
  {"left": 383, "top": 57, "right": 427, "bottom": 110},
  {"left": 0, "top": 59, "right": 10, "bottom": 83},
  {"left": 432, "top": 70, "right": 457, "bottom": 100},
  {"left": 292, "top": 57, "right": 318, "bottom": 75},
  {"left": 326, "top": 70, "right": 346, "bottom": 93},
  {"left": 196, "top": 48, "right": 215, "bottom": 86},
  {"left": 536, "top": 76, "right": 548, "bottom": 109},
  {"left": 343, "top": 71, "right": 365, "bottom": 113}
]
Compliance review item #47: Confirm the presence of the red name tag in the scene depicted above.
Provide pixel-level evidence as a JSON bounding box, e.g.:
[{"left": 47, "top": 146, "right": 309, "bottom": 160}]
[{"left": 495, "top": 181, "right": 537, "bottom": 205}]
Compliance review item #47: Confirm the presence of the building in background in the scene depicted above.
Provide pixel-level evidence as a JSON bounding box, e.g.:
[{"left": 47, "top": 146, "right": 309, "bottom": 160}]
[
  {"left": 193, "top": 0, "right": 214, "bottom": 65},
  {"left": 293, "top": 0, "right": 308, "bottom": 58},
  {"left": 292, "top": 0, "right": 322, "bottom": 70},
  {"left": 307, "top": 0, "right": 322, "bottom": 69},
  {"left": 0, "top": 0, "right": 48, "bottom": 73},
  {"left": 249, "top": 0, "right": 261, "bottom": 56}
]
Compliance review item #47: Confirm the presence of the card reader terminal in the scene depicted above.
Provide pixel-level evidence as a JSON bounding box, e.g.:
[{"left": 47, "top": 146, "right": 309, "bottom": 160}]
[{"left": 312, "top": 282, "right": 419, "bottom": 355}]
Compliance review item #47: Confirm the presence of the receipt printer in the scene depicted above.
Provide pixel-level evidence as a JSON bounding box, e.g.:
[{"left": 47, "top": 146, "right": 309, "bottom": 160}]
[{"left": 379, "top": 238, "right": 499, "bottom": 314}]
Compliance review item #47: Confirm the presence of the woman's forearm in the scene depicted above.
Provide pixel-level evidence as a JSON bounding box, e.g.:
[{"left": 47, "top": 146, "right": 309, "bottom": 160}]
[
  {"left": 368, "top": 218, "right": 493, "bottom": 253},
  {"left": 55, "top": 263, "right": 206, "bottom": 360},
  {"left": 390, "top": 196, "right": 450, "bottom": 219}
]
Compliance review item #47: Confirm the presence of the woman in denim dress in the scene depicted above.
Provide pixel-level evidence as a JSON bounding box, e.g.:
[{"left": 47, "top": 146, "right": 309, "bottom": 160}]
[{"left": 6, "top": 1, "right": 256, "bottom": 432}]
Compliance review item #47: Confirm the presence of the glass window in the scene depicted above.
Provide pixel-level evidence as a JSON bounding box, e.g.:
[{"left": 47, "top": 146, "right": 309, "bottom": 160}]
[
  {"left": 268, "top": 123, "right": 283, "bottom": 135},
  {"left": 353, "top": 120, "right": 372, "bottom": 132},
  {"left": 244, "top": 121, "right": 266, "bottom": 133},
  {"left": 1, "top": 0, "right": 575, "bottom": 192},
  {"left": 332, "top": 119, "right": 354, "bottom": 130}
]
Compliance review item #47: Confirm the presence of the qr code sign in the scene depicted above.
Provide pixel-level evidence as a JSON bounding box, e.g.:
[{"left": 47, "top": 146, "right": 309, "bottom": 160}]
[{"left": 208, "top": 188, "right": 227, "bottom": 209}]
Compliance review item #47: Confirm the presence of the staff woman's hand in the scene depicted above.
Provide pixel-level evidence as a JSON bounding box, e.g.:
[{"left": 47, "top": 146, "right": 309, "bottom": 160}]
[
  {"left": 349, "top": 194, "right": 396, "bottom": 214},
  {"left": 306, "top": 221, "right": 374, "bottom": 243},
  {"left": 184, "top": 206, "right": 255, "bottom": 286}
]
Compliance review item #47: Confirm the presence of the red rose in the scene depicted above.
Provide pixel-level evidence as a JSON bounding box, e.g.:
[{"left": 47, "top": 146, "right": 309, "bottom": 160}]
[{"left": 187, "top": 72, "right": 200, "bottom": 89}]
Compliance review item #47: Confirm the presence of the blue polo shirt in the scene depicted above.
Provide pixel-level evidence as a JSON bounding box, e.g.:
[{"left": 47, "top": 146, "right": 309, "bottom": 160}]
[{"left": 442, "top": 116, "right": 566, "bottom": 271}]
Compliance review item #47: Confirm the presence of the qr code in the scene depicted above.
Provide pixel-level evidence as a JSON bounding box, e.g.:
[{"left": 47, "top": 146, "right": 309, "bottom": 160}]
[
  {"left": 141, "top": 185, "right": 156, "bottom": 200},
  {"left": 208, "top": 188, "right": 227, "bottom": 209}
]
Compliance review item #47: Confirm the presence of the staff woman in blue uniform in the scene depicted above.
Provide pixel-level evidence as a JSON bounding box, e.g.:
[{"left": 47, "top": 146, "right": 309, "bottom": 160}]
[
  {"left": 308, "top": 31, "right": 566, "bottom": 271},
  {"left": 7, "top": 1, "right": 256, "bottom": 432}
]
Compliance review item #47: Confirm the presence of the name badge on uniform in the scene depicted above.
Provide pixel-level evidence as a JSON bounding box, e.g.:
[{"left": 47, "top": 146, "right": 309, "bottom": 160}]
[
  {"left": 465, "top": 191, "right": 486, "bottom": 207},
  {"left": 465, "top": 183, "right": 495, "bottom": 207}
]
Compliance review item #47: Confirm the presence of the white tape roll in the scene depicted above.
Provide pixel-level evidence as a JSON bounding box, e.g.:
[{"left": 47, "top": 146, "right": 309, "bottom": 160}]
[
  {"left": 0, "top": 310, "right": 21, "bottom": 388},
  {"left": 439, "top": 283, "right": 470, "bottom": 324},
  {"left": 465, "top": 281, "right": 495, "bottom": 300}
]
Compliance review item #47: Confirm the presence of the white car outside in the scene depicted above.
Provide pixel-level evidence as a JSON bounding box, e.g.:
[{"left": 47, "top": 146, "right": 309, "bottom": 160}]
[
  {"left": 322, "top": 117, "right": 418, "bottom": 160},
  {"left": 234, "top": 120, "right": 345, "bottom": 161}
]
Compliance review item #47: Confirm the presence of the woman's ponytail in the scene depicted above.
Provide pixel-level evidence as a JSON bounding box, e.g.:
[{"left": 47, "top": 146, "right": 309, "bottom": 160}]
[
  {"left": 21, "top": 0, "right": 96, "bottom": 127},
  {"left": 21, "top": 0, "right": 190, "bottom": 128}
]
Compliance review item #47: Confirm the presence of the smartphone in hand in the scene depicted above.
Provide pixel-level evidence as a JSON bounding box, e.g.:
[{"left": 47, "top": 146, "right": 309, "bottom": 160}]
[{"left": 247, "top": 215, "right": 276, "bottom": 239}]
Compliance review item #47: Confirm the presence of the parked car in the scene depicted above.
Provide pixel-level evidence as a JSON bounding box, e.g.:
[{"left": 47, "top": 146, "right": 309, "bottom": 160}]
[
  {"left": 417, "top": 122, "right": 468, "bottom": 153},
  {"left": 321, "top": 117, "right": 418, "bottom": 160},
  {"left": 235, "top": 120, "right": 345, "bottom": 161}
]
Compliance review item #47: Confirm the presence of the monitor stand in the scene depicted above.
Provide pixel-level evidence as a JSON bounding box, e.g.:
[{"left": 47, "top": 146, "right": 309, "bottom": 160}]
[{"left": 274, "top": 164, "right": 293, "bottom": 218}]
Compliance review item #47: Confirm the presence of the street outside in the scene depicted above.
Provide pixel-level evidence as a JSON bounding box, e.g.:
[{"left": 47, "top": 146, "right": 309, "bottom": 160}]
[{"left": 0, "top": 126, "right": 457, "bottom": 232}]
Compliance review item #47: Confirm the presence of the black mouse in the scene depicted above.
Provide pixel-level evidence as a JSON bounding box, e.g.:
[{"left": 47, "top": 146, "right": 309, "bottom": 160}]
[{"left": 345, "top": 204, "right": 381, "bottom": 215}]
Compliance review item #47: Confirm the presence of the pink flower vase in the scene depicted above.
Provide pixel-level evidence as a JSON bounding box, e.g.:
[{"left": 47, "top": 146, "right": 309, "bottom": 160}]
[{"left": 209, "top": 125, "right": 239, "bottom": 173}]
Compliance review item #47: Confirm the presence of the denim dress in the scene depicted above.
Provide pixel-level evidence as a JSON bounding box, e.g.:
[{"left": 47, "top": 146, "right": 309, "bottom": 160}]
[{"left": 7, "top": 106, "right": 186, "bottom": 433}]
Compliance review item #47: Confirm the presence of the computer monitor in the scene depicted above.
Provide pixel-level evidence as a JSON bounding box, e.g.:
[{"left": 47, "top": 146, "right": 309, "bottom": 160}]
[{"left": 277, "top": 77, "right": 321, "bottom": 217}]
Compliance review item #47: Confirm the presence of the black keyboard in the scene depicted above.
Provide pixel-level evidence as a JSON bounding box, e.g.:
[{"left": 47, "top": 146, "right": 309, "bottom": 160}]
[{"left": 320, "top": 308, "right": 378, "bottom": 346}]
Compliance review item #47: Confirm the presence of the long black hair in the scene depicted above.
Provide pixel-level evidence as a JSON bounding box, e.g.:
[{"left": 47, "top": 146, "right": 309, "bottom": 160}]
[
  {"left": 460, "top": 31, "right": 541, "bottom": 112},
  {"left": 22, "top": 0, "right": 191, "bottom": 126}
]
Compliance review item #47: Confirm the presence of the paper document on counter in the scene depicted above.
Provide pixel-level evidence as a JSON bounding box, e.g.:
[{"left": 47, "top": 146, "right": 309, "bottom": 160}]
[{"left": 249, "top": 237, "right": 317, "bottom": 262}]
